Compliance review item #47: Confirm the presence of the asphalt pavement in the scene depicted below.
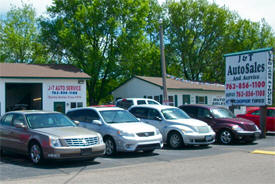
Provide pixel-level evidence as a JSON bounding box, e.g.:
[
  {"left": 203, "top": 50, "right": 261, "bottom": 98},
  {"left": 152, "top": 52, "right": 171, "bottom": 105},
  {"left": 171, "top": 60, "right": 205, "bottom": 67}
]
[{"left": 0, "top": 135, "right": 274, "bottom": 184}]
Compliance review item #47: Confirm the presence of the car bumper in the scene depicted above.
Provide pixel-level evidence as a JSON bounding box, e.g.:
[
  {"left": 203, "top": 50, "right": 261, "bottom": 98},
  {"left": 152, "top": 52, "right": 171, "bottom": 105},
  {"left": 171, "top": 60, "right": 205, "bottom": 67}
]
[
  {"left": 44, "top": 143, "right": 106, "bottom": 160},
  {"left": 234, "top": 130, "right": 261, "bottom": 141},
  {"left": 115, "top": 134, "right": 163, "bottom": 152},
  {"left": 181, "top": 132, "right": 216, "bottom": 145}
]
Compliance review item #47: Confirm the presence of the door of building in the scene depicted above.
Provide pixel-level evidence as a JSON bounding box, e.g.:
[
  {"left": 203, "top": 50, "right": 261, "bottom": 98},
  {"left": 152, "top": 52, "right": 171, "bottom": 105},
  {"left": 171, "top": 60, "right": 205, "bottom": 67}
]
[{"left": 54, "top": 102, "right": 65, "bottom": 114}]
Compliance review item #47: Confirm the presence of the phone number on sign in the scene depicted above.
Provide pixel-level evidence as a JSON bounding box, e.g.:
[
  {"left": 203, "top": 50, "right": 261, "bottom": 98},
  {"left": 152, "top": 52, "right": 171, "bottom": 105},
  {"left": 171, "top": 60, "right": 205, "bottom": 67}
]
[
  {"left": 236, "top": 90, "right": 265, "bottom": 97},
  {"left": 226, "top": 81, "right": 265, "bottom": 90}
]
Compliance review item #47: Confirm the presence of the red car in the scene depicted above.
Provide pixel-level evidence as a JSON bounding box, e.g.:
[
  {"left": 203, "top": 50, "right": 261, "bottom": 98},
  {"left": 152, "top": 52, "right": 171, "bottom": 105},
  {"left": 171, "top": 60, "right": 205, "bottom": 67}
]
[{"left": 237, "top": 107, "right": 275, "bottom": 132}]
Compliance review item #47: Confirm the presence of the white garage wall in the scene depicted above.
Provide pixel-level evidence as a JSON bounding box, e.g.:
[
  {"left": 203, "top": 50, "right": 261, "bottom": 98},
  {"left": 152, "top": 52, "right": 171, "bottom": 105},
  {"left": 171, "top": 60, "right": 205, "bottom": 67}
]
[
  {"left": 112, "top": 78, "right": 162, "bottom": 100},
  {"left": 0, "top": 78, "right": 87, "bottom": 115},
  {"left": 43, "top": 79, "right": 87, "bottom": 112}
]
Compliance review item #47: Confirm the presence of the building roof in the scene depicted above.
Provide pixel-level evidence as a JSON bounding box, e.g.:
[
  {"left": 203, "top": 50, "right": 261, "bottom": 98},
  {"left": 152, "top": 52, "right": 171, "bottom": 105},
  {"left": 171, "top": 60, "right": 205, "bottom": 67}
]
[
  {"left": 0, "top": 63, "right": 90, "bottom": 79},
  {"left": 135, "top": 76, "right": 225, "bottom": 91}
]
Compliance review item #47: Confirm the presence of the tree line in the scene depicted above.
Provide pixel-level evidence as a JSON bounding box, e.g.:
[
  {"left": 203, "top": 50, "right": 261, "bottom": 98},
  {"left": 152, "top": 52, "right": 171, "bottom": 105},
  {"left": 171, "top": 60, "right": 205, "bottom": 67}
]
[{"left": 0, "top": 0, "right": 274, "bottom": 105}]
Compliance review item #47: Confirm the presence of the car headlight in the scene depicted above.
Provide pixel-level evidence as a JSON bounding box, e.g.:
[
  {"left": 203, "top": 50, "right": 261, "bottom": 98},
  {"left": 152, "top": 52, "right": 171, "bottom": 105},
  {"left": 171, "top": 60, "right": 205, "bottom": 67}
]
[
  {"left": 232, "top": 125, "right": 244, "bottom": 132},
  {"left": 49, "top": 137, "right": 62, "bottom": 147},
  {"left": 98, "top": 134, "right": 104, "bottom": 144},
  {"left": 181, "top": 128, "right": 193, "bottom": 134},
  {"left": 117, "top": 130, "right": 135, "bottom": 137},
  {"left": 155, "top": 128, "right": 161, "bottom": 135},
  {"left": 255, "top": 125, "right": 260, "bottom": 131}
]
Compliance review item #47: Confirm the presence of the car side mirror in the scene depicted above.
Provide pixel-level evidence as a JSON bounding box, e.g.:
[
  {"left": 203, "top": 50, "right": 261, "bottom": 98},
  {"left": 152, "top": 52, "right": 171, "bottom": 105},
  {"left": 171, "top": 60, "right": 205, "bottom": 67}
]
[
  {"left": 15, "top": 123, "right": 27, "bottom": 129},
  {"left": 154, "top": 116, "right": 162, "bottom": 121},
  {"left": 93, "top": 120, "right": 102, "bottom": 125},
  {"left": 205, "top": 114, "right": 213, "bottom": 119},
  {"left": 74, "top": 120, "right": 80, "bottom": 126},
  {"left": 136, "top": 118, "right": 141, "bottom": 122}
]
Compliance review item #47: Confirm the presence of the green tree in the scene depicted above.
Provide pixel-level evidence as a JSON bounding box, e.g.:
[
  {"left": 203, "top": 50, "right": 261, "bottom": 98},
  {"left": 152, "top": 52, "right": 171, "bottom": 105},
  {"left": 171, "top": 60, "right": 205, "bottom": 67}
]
[
  {"left": 0, "top": 4, "right": 47, "bottom": 63},
  {"left": 164, "top": 0, "right": 275, "bottom": 83},
  {"left": 40, "top": 0, "right": 161, "bottom": 104},
  {"left": 165, "top": 0, "right": 233, "bottom": 81}
]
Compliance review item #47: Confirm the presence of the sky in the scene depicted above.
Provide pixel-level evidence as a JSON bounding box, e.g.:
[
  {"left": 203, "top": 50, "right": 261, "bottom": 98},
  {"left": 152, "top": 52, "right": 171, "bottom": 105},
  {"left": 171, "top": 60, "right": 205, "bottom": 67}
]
[{"left": 0, "top": 0, "right": 274, "bottom": 31}]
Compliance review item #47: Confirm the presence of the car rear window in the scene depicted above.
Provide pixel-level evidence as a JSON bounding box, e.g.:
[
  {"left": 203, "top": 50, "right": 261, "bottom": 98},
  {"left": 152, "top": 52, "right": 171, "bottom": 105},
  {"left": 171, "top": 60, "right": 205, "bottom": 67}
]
[{"left": 116, "top": 100, "right": 134, "bottom": 109}]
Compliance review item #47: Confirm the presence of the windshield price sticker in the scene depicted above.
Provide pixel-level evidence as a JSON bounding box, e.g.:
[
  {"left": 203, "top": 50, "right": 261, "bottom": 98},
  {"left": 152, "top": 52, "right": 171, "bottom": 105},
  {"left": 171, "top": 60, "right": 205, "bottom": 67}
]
[{"left": 225, "top": 48, "right": 273, "bottom": 106}]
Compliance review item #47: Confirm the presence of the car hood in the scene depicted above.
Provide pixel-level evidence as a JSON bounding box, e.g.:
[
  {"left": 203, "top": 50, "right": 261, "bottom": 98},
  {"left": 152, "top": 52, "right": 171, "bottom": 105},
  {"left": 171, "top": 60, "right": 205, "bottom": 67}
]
[
  {"left": 32, "top": 127, "right": 99, "bottom": 138},
  {"left": 108, "top": 122, "right": 156, "bottom": 133},
  {"left": 215, "top": 118, "right": 255, "bottom": 126},
  {"left": 166, "top": 118, "right": 208, "bottom": 127}
]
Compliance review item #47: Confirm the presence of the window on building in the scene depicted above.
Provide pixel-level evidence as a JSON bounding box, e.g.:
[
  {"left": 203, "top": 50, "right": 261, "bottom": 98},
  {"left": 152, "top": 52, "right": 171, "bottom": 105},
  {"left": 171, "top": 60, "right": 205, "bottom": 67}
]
[
  {"left": 168, "top": 96, "right": 174, "bottom": 106},
  {"left": 154, "top": 96, "right": 160, "bottom": 103},
  {"left": 71, "top": 102, "right": 76, "bottom": 108},
  {"left": 182, "top": 95, "right": 190, "bottom": 105},
  {"left": 77, "top": 102, "right": 83, "bottom": 108},
  {"left": 196, "top": 96, "right": 208, "bottom": 104}
]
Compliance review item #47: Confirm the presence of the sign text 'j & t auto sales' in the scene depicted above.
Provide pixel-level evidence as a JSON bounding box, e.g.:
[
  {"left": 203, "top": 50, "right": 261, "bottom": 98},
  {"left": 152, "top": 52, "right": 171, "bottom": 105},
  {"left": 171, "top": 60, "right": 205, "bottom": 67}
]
[{"left": 224, "top": 48, "right": 273, "bottom": 106}]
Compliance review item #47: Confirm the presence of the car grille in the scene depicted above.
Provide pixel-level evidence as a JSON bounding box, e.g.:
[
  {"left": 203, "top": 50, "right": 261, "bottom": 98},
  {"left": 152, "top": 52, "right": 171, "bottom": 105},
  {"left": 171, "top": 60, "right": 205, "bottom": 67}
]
[
  {"left": 197, "top": 126, "right": 210, "bottom": 133},
  {"left": 64, "top": 137, "right": 99, "bottom": 147},
  {"left": 136, "top": 132, "right": 154, "bottom": 137},
  {"left": 243, "top": 124, "right": 257, "bottom": 131}
]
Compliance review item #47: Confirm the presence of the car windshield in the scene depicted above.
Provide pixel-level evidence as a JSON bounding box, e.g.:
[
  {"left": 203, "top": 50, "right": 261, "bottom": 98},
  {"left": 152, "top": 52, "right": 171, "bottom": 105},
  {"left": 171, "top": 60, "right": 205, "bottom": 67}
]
[
  {"left": 100, "top": 110, "right": 138, "bottom": 124},
  {"left": 26, "top": 113, "right": 76, "bottom": 129},
  {"left": 211, "top": 108, "right": 235, "bottom": 118},
  {"left": 161, "top": 108, "right": 190, "bottom": 120}
]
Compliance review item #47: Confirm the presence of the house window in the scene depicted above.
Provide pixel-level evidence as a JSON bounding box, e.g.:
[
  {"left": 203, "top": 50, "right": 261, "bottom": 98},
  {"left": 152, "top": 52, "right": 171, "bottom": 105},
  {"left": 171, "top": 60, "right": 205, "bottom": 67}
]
[
  {"left": 154, "top": 96, "right": 160, "bottom": 103},
  {"left": 77, "top": 102, "right": 83, "bottom": 107},
  {"left": 196, "top": 96, "right": 208, "bottom": 104},
  {"left": 182, "top": 95, "right": 190, "bottom": 104},
  {"left": 168, "top": 96, "right": 174, "bottom": 106},
  {"left": 71, "top": 102, "right": 76, "bottom": 108}
]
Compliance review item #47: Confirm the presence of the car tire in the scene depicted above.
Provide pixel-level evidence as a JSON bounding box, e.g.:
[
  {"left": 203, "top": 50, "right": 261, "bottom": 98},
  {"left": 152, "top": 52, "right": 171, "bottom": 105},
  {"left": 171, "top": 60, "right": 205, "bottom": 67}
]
[
  {"left": 29, "top": 142, "right": 44, "bottom": 164},
  {"left": 218, "top": 129, "right": 233, "bottom": 145},
  {"left": 168, "top": 131, "right": 183, "bottom": 149},
  {"left": 104, "top": 137, "right": 116, "bottom": 156}
]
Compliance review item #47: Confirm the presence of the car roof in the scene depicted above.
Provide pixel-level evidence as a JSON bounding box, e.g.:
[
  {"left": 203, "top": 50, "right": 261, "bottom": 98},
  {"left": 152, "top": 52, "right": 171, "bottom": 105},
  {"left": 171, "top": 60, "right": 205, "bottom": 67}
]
[
  {"left": 116, "top": 98, "right": 158, "bottom": 102},
  {"left": 4, "top": 110, "right": 60, "bottom": 115},
  {"left": 179, "top": 104, "right": 223, "bottom": 110},
  {"left": 67, "top": 106, "right": 125, "bottom": 113},
  {"left": 129, "top": 104, "right": 177, "bottom": 110}
]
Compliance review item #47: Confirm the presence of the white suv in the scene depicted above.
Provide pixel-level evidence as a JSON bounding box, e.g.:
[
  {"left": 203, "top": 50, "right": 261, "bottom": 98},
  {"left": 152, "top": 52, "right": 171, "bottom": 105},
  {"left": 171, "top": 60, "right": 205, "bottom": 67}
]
[
  {"left": 67, "top": 106, "right": 163, "bottom": 155},
  {"left": 115, "top": 98, "right": 160, "bottom": 109},
  {"left": 129, "top": 105, "right": 215, "bottom": 148}
]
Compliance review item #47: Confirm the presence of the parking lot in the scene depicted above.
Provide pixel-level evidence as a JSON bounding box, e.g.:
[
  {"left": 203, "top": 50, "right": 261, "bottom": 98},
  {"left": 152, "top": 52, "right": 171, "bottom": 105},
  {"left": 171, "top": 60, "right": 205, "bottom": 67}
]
[{"left": 1, "top": 135, "right": 274, "bottom": 184}]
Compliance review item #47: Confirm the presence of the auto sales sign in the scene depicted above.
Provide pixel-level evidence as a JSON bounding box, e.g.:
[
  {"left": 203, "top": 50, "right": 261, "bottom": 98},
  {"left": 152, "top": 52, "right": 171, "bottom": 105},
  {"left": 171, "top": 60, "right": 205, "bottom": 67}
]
[{"left": 225, "top": 48, "right": 273, "bottom": 106}]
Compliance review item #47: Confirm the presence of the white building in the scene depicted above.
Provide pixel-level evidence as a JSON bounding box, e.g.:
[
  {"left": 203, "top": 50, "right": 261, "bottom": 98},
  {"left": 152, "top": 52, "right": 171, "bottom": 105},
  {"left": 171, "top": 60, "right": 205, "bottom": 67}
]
[
  {"left": 0, "top": 63, "right": 90, "bottom": 116},
  {"left": 112, "top": 76, "right": 246, "bottom": 114},
  {"left": 112, "top": 76, "right": 226, "bottom": 107}
]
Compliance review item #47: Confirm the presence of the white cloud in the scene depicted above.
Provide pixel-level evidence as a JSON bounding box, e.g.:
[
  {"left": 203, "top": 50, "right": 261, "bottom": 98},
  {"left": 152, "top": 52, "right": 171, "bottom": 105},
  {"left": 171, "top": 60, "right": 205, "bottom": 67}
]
[{"left": 0, "top": 0, "right": 53, "bottom": 16}]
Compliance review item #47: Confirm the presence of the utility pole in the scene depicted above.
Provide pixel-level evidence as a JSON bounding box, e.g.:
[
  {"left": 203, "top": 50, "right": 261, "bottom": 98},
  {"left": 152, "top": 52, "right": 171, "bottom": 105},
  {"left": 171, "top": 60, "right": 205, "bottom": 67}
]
[{"left": 159, "top": 19, "right": 168, "bottom": 105}]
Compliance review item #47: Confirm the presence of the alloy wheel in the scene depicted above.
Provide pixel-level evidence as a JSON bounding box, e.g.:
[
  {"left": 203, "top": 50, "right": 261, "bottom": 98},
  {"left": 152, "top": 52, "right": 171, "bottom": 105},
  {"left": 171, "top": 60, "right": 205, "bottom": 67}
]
[
  {"left": 30, "top": 144, "right": 42, "bottom": 164},
  {"left": 220, "top": 130, "right": 232, "bottom": 144},
  {"left": 105, "top": 138, "right": 115, "bottom": 156}
]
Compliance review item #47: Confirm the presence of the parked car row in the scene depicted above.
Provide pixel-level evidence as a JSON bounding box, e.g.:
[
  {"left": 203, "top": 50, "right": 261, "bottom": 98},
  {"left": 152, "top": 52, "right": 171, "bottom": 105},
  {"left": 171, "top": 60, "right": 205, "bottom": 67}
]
[{"left": 0, "top": 102, "right": 266, "bottom": 165}]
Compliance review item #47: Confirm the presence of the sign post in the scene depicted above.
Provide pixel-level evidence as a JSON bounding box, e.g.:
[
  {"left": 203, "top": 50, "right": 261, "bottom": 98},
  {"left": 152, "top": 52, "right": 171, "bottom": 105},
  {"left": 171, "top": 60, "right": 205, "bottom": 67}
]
[{"left": 224, "top": 48, "right": 273, "bottom": 137}]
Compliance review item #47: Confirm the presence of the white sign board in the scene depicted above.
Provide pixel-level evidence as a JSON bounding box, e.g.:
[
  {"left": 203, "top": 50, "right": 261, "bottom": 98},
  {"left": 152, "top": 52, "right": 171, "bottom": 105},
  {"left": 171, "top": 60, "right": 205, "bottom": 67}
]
[
  {"left": 225, "top": 48, "right": 273, "bottom": 106},
  {"left": 47, "top": 84, "right": 83, "bottom": 100}
]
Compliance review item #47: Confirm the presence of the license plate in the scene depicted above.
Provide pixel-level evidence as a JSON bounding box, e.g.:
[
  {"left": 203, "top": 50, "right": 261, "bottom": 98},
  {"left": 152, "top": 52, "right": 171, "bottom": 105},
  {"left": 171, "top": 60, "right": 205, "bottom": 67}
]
[
  {"left": 255, "top": 132, "right": 260, "bottom": 138},
  {"left": 205, "top": 135, "right": 212, "bottom": 141},
  {"left": 80, "top": 148, "right": 92, "bottom": 156}
]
